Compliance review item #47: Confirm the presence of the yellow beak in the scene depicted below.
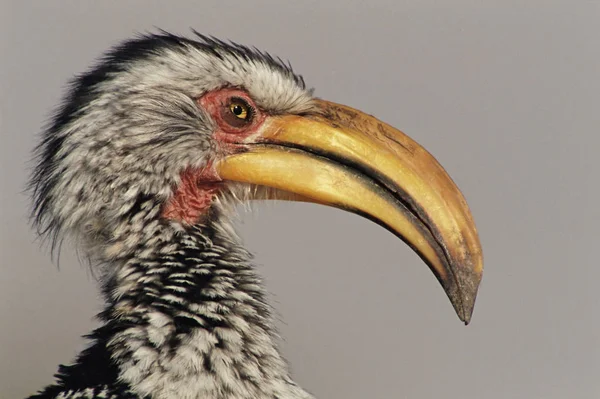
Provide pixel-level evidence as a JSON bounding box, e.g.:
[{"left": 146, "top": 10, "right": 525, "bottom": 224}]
[{"left": 215, "top": 99, "right": 483, "bottom": 324}]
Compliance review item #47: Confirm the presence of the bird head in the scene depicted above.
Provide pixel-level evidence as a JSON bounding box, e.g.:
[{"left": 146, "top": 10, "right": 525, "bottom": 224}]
[{"left": 30, "top": 32, "right": 482, "bottom": 323}]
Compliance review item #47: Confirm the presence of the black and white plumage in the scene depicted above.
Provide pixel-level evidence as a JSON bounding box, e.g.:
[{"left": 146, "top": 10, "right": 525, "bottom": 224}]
[{"left": 26, "top": 32, "right": 483, "bottom": 399}]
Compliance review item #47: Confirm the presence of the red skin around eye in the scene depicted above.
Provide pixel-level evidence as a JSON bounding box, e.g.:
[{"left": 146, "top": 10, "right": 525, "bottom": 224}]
[
  {"left": 162, "top": 88, "right": 266, "bottom": 224},
  {"left": 198, "top": 88, "right": 266, "bottom": 144}
]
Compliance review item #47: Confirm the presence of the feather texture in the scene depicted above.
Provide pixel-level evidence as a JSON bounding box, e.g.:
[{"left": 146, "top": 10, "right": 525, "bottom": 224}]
[{"left": 27, "top": 32, "right": 315, "bottom": 399}]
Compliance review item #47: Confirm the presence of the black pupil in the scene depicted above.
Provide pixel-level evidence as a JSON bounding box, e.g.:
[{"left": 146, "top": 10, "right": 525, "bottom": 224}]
[{"left": 232, "top": 104, "right": 244, "bottom": 117}]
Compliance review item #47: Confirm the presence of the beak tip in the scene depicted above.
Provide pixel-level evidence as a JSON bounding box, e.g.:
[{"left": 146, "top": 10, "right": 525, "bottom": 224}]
[
  {"left": 447, "top": 261, "right": 483, "bottom": 325},
  {"left": 460, "top": 299, "right": 475, "bottom": 325}
]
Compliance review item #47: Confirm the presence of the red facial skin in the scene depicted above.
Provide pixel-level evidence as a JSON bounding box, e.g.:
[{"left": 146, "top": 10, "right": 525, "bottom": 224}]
[
  {"left": 160, "top": 165, "right": 221, "bottom": 224},
  {"left": 161, "top": 88, "right": 266, "bottom": 224},
  {"left": 199, "top": 88, "right": 266, "bottom": 144}
]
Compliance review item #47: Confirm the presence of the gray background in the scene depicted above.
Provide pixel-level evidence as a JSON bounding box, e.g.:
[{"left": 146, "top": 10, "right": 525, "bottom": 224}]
[{"left": 1, "top": 1, "right": 598, "bottom": 398}]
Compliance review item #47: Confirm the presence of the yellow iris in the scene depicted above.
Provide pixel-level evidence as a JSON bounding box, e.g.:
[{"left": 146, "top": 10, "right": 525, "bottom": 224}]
[{"left": 230, "top": 102, "right": 249, "bottom": 120}]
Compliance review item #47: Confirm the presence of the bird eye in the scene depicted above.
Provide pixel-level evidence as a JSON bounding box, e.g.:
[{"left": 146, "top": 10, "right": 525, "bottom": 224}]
[
  {"left": 220, "top": 98, "right": 254, "bottom": 129},
  {"left": 230, "top": 102, "right": 248, "bottom": 119}
]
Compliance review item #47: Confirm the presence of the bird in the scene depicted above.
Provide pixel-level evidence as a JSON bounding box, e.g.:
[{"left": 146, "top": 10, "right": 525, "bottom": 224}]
[{"left": 26, "top": 31, "right": 483, "bottom": 399}]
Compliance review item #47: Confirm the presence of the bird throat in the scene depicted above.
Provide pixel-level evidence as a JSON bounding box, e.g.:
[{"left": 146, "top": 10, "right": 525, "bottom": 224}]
[
  {"left": 101, "top": 222, "right": 309, "bottom": 399},
  {"left": 161, "top": 167, "right": 221, "bottom": 224}
]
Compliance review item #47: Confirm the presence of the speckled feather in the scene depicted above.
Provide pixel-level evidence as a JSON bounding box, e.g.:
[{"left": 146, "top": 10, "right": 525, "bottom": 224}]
[
  {"left": 27, "top": 32, "right": 316, "bottom": 399},
  {"left": 29, "top": 218, "right": 312, "bottom": 399}
]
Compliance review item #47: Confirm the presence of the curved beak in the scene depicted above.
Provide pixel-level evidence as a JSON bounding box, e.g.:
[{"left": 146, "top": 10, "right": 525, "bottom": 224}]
[{"left": 215, "top": 99, "right": 483, "bottom": 324}]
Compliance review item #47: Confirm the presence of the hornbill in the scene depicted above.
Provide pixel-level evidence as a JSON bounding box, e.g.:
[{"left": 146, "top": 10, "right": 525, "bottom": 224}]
[{"left": 26, "top": 32, "right": 483, "bottom": 399}]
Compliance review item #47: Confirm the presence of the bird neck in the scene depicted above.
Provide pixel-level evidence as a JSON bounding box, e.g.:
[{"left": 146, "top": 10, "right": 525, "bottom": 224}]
[{"left": 93, "top": 218, "right": 311, "bottom": 399}]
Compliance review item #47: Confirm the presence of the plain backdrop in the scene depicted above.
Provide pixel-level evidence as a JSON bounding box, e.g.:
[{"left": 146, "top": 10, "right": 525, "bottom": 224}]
[{"left": 1, "top": 1, "right": 599, "bottom": 398}]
